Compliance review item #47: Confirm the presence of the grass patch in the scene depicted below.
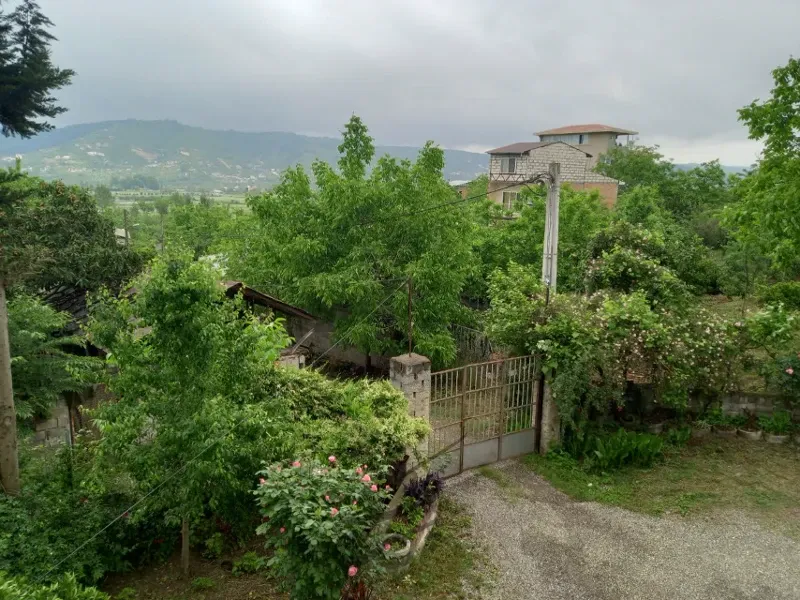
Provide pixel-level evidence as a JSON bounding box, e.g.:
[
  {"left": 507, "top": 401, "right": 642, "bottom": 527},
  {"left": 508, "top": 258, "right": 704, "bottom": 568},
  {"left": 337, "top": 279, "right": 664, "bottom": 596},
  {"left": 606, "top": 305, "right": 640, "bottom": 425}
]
[
  {"left": 375, "top": 497, "right": 491, "bottom": 600},
  {"left": 524, "top": 438, "right": 800, "bottom": 537}
]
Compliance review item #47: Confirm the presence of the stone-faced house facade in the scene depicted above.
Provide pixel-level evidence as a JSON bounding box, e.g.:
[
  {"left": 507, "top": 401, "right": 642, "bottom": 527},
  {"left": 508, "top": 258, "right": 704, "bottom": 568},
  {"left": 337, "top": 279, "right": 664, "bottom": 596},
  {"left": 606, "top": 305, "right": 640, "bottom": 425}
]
[{"left": 486, "top": 140, "right": 621, "bottom": 207}]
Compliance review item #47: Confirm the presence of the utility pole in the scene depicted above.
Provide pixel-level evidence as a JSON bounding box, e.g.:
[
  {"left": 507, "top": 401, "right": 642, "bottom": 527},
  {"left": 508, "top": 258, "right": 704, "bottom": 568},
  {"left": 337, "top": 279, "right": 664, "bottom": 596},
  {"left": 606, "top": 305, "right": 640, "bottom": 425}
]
[
  {"left": 407, "top": 276, "right": 413, "bottom": 356},
  {"left": 122, "top": 209, "right": 130, "bottom": 247},
  {"left": 541, "top": 162, "right": 561, "bottom": 299}
]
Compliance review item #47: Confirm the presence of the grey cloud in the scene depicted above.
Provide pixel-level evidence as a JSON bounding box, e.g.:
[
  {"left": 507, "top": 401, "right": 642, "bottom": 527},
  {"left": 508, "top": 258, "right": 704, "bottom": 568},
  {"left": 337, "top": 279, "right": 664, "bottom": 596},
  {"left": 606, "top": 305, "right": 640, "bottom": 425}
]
[{"left": 37, "top": 0, "right": 800, "bottom": 162}]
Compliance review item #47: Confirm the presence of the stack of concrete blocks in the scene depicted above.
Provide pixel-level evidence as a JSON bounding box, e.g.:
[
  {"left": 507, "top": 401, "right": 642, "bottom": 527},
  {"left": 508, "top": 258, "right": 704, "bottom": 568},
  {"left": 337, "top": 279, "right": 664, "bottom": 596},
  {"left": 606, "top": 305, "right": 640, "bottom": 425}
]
[{"left": 33, "top": 397, "right": 71, "bottom": 446}]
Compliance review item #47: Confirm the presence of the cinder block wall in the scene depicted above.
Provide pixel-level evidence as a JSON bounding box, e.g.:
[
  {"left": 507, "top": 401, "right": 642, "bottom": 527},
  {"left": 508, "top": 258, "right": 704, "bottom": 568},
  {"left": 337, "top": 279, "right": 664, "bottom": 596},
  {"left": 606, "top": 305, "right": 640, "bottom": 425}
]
[{"left": 33, "top": 398, "right": 71, "bottom": 446}]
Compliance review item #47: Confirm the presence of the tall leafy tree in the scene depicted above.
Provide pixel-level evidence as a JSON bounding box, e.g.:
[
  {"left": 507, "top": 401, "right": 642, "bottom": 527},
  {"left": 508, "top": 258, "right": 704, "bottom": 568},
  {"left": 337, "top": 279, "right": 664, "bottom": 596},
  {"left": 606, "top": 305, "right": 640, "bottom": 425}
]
[
  {"left": 728, "top": 56, "right": 800, "bottom": 272},
  {"left": 0, "top": 170, "right": 140, "bottom": 495},
  {"left": 0, "top": 0, "right": 73, "bottom": 495},
  {"left": 226, "top": 116, "right": 474, "bottom": 366},
  {"left": 0, "top": 0, "right": 74, "bottom": 138}
]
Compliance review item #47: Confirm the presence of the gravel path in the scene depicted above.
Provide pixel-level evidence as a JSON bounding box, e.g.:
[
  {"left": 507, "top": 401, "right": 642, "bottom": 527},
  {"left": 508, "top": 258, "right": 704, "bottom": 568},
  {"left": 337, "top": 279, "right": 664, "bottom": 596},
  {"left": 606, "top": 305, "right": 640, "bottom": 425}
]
[{"left": 447, "top": 460, "right": 800, "bottom": 600}]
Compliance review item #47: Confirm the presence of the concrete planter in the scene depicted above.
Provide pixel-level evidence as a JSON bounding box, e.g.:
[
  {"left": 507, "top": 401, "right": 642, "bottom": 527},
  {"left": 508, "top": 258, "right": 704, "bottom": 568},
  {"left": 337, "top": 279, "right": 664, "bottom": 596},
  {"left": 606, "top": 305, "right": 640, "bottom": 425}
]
[
  {"left": 713, "top": 426, "right": 737, "bottom": 439},
  {"left": 647, "top": 422, "right": 665, "bottom": 435},
  {"left": 766, "top": 433, "right": 790, "bottom": 444},
  {"left": 383, "top": 499, "right": 439, "bottom": 575},
  {"left": 737, "top": 428, "right": 763, "bottom": 441}
]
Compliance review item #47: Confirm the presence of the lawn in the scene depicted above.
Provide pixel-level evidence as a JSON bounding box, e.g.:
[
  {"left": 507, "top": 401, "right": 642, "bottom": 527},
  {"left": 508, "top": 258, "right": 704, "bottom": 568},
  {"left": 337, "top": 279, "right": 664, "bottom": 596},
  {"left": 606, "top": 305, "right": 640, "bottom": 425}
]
[
  {"left": 102, "top": 498, "right": 485, "bottom": 600},
  {"left": 524, "top": 437, "right": 800, "bottom": 538}
]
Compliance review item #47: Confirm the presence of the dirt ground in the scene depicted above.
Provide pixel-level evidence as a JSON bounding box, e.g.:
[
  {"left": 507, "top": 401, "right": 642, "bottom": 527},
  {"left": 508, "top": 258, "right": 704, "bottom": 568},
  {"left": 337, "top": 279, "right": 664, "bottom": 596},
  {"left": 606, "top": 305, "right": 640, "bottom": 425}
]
[{"left": 447, "top": 459, "right": 800, "bottom": 600}]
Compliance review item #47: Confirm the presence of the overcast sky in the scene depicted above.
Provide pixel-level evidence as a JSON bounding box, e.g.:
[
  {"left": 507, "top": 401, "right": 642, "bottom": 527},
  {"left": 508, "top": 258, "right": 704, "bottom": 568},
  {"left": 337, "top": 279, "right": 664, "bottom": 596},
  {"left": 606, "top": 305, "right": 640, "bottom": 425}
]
[{"left": 36, "top": 0, "right": 799, "bottom": 165}]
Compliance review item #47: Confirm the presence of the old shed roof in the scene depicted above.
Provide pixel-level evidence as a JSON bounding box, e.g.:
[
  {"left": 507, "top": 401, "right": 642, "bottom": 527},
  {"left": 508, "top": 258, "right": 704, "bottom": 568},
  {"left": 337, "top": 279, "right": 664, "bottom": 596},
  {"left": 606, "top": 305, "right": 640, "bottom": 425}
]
[{"left": 221, "top": 281, "right": 317, "bottom": 321}]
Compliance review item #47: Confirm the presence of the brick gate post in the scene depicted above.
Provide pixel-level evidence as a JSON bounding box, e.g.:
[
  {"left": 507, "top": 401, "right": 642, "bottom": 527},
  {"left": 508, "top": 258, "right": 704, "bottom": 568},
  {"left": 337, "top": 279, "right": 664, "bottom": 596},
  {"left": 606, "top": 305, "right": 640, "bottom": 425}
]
[{"left": 390, "top": 353, "right": 431, "bottom": 467}]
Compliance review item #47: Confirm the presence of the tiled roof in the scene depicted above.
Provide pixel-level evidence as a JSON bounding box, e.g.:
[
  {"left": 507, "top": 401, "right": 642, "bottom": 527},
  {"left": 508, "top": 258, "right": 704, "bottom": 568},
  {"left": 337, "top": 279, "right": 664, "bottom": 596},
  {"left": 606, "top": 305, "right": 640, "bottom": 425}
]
[{"left": 536, "top": 124, "right": 638, "bottom": 136}]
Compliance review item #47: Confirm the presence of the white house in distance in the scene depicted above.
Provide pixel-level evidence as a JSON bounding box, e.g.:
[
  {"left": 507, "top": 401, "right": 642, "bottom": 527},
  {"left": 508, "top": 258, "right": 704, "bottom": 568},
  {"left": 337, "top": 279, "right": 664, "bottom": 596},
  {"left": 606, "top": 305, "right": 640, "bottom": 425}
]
[{"left": 486, "top": 123, "right": 638, "bottom": 208}]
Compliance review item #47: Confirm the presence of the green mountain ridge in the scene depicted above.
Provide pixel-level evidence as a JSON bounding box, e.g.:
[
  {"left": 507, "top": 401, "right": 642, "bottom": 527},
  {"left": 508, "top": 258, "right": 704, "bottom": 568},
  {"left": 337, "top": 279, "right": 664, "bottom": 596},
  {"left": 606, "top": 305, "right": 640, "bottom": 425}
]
[{"left": 0, "top": 119, "right": 488, "bottom": 191}]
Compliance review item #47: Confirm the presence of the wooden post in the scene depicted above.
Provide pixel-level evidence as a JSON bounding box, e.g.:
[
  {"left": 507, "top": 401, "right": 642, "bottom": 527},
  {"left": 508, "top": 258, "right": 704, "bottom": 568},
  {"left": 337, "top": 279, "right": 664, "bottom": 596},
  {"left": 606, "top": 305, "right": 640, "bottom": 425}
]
[
  {"left": 181, "top": 518, "right": 190, "bottom": 577},
  {"left": 0, "top": 282, "right": 20, "bottom": 495}
]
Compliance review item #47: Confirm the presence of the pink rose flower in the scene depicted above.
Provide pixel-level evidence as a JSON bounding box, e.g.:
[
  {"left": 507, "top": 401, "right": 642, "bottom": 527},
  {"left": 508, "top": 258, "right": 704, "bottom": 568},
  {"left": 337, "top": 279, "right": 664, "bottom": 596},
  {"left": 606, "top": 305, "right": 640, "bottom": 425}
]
[
  {"left": 370, "top": 484, "right": 378, "bottom": 492},
  {"left": 355, "top": 467, "right": 363, "bottom": 475},
  {"left": 384, "top": 543, "right": 391, "bottom": 551},
  {"left": 325, "top": 495, "right": 330, "bottom": 502},
  {"left": 280, "top": 527, "right": 285, "bottom": 533},
  {"left": 361, "top": 474, "right": 371, "bottom": 483},
  {"left": 786, "top": 367, "right": 794, "bottom": 375},
  {"left": 328, "top": 455, "right": 336, "bottom": 463},
  {"left": 385, "top": 485, "right": 391, "bottom": 491},
  {"left": 259, "top": 478, "right": 265, "bottom": 485},
  {"left": 331, "top": 507, "right": 339, "bottom": 516},
  {"left": 292, "top": 461, "right": 301, "bottom": 468},
  {"left": 348, "top": 566, "right": 358, "bottom": 577}
]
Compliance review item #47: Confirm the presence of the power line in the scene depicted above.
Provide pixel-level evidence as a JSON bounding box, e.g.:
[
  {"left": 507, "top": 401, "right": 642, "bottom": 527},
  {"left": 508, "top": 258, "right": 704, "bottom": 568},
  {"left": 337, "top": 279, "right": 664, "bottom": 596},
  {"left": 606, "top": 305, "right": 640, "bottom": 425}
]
[{"left": 38, "top": 280, "right": 408, "bottom": 582}]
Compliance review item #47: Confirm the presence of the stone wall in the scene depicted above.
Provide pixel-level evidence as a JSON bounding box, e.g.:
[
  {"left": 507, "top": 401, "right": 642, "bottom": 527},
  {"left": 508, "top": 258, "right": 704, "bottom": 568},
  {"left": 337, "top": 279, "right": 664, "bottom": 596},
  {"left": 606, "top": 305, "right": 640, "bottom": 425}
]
[
  {"left": 716, "top": 393, "right": 800, "bottom": 419},
  {"left": 33, "top": 397, "right": 72, "bottom": 446}
]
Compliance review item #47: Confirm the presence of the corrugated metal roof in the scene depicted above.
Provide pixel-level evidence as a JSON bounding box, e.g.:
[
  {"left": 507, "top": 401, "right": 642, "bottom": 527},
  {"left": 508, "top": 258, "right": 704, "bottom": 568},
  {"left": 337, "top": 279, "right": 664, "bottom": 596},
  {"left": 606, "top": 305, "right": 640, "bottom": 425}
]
[
  {"left": 222, "top": 281, "right": 317, "bottom": 321},
  {"left": 486, "top": 141, "right": 554, "bottom": 155},
  {"left": 536, "top": 124, "right": 638, "bottom": 136}
]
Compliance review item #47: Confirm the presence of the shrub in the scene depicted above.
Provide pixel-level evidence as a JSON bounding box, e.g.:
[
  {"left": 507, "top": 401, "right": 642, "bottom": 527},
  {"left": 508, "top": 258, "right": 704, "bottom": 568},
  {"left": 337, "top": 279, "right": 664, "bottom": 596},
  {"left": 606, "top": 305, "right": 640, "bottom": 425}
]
[
  {"left": 404, "top": 472, "right": 444, "bottom": 511},
  {"left": 190, "top": 577, "right": 216, "bottom": 591},
  {"left": 231, "top": 552, "right": 265, "bottom": 576},
  {"left": 0, "top": 442, "right": 172, "bottom": 585},
  {"left": 760, "top": 282, "right": 800, "bottom": 311},
  {"left": 0, "top": 571, "right": 108, "bottom": 599},
  {"left": 588, "top": 429, "right": 664, "bottom": 472},
  {"left": 664, "top": 426, "right": 691, "bottom": 446},
  {"left": 758, "top": 411, "right": 793, "bottom": 435},
  {"left": 254, "top": 458, "right": 391, "bottom": 600}
]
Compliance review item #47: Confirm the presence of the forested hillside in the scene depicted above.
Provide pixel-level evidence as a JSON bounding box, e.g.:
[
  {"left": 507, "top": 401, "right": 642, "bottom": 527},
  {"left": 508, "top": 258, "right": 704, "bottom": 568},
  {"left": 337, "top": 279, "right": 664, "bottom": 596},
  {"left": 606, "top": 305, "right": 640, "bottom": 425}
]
[{"left": 0, "top": 119, "right": 488, "bottom": 190}]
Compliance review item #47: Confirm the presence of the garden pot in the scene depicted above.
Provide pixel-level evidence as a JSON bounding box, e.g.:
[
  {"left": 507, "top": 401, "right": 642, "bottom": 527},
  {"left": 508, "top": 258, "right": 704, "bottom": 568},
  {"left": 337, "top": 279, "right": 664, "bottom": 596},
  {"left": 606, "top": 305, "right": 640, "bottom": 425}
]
[
  {"left": 737, "top": 428, "right": 763, "bottom": 441},
  {"left": 381, "top": 533, "right": 412, "bottom": 574},
  {"left": 766, "top": 433, "right": 790, "bottom": 444},
  {"left": 713, "top": 426, "right": 737, "bottom": 439},
  {"left": 647, "top": 422, "right": 665, "bottom": 435}
]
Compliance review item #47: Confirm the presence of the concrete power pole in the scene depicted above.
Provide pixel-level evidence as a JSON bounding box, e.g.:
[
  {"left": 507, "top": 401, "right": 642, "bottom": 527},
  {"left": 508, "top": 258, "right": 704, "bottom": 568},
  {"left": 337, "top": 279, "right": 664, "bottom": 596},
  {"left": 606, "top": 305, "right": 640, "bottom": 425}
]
[{"left": 541, "top": 162, "right": 561, "bottom": 298}]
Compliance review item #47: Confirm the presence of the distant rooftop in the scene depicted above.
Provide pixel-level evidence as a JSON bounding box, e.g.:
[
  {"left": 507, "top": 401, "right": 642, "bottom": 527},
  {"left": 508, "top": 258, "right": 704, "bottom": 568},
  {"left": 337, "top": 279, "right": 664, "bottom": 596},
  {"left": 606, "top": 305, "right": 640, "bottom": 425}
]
[
  {"left": 486, "top": 141, "right": 590, "bottom": 156},
  {"left": 536, "top": 124, "right": 638, "bottom": 136}
]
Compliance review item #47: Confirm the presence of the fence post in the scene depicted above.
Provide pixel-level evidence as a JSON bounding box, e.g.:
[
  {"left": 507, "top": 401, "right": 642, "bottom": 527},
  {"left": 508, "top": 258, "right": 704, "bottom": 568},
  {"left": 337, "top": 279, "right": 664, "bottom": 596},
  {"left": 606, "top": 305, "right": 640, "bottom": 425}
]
[
  {"left": 539, "top": 381, "right": 561, "bottom": 454},
  {"left": 390, "top": 353, "right": 431, "bottom": 468}
]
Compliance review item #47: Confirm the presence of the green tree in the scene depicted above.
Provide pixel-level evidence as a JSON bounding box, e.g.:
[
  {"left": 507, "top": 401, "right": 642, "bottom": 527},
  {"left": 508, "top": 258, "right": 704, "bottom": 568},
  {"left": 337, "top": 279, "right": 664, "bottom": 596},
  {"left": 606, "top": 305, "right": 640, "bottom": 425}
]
[
  {"left": 227, "top": 116, "right": 474, "bottom": 366},
  {"left": 89, "top": 252, "right": 291, "bottom": 573},
  {"left": 0, "top": 0, "right": 74, "bottom": 138},
  {"left": 727, "top": 56, "right": 800, "bottom": 272},
  {"left": 93, "top": 184, "right": 113, "bottom": 208},
  {"left": 8, "top": 293, "right": 100, "bottom": 419},
  {"left": 0, "top": 169, "right": 140, "bottom": 494}
]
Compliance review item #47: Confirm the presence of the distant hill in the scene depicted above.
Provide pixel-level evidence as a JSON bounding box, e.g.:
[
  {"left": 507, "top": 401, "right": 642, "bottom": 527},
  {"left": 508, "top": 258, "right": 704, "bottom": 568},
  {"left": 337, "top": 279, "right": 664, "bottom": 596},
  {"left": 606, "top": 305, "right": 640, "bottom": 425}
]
[
  {"left": 0, "top": 120, "right": 488, "bottom": 191},
  {"left": 675, "top": 163, "right": 749, "bottom": 176}
]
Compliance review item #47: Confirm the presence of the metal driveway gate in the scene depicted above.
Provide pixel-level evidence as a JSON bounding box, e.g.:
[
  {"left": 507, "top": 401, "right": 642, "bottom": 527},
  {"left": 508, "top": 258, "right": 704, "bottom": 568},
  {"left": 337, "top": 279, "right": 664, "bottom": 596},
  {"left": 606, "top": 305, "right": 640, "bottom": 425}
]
[{"left": 429, "top": 355, "right": 539, "bottom": 477}]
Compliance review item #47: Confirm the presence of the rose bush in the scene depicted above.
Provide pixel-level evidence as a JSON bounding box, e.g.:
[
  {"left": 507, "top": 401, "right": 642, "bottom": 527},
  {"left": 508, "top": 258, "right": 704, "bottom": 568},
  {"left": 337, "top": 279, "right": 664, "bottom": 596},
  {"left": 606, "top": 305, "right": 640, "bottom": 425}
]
[{"left": 254, "top": 458, "right": 391, "bottom": 600}]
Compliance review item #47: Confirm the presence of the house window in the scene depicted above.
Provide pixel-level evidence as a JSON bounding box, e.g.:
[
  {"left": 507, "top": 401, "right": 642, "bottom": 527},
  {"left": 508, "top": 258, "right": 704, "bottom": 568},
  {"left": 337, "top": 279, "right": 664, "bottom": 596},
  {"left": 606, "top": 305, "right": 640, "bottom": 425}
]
[
  {"left": 578, "top": 133, "right": 590, "bottom": 144},
  {"left": 500, "top": 157, "right": 517, "bottom": 173},
  {"left": 502, "top": 191, "right": 518, "bottom": 210}
]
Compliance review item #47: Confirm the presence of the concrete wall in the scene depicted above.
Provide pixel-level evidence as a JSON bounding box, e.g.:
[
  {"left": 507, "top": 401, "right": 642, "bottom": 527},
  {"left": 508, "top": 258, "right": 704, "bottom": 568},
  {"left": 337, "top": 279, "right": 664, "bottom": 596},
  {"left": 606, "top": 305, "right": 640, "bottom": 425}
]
[
  {"left": 715, "top": 393, "right": 800, "bottom": 420},
  {"left": 33, "top": 397, "right": 72, "bottom": 446},
  {"left": 286, "top": 316, "right": 390, "bottom": 370}
]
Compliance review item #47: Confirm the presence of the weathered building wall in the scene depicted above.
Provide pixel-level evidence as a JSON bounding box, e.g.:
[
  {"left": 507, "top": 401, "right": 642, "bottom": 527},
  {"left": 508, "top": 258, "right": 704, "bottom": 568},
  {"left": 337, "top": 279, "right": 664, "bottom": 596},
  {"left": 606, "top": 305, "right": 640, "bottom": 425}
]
[
  {"left": 286, "top": 316, "right": 390, "bottom": 371},
  {"left": 33, "top": 397, "right": 71, "bottom": 446}
]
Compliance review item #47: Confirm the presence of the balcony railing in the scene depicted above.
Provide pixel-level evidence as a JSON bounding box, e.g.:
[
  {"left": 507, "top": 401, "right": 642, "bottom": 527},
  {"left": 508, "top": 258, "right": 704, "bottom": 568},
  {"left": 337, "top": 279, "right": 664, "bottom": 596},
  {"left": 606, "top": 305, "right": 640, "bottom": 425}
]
[{"left": 488, "top": 172, "right": 529, "bottom": 183}]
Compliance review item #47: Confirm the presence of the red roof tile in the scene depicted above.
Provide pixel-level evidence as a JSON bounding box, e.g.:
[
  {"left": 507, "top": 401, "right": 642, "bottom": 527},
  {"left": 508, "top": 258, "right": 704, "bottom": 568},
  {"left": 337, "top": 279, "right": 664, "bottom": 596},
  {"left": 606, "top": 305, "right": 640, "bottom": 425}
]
[{"left": 536, "top": 124, "right": 638, "bottom": 136}]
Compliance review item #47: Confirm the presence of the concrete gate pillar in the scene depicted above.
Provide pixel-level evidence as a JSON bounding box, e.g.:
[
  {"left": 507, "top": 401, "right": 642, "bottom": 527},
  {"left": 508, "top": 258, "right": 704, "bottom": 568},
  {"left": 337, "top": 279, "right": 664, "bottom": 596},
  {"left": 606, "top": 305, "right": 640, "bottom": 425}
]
[
  {"left": 539, "top": 381, "right": 561, "bottom": 454},
  {"left": 390, "top": 353, "right": 431, "bottom": 466}
]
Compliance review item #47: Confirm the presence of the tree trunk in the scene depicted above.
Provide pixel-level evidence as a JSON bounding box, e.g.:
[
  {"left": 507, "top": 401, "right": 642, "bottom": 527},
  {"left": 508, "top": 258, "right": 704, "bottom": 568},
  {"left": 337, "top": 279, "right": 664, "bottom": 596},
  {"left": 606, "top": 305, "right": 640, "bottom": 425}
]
[
  {"left": 181, "top": 517, "right": 190, "bottom": 577},
  {"left": 0, "top": 282, "right": 20, "bottom": 495}
]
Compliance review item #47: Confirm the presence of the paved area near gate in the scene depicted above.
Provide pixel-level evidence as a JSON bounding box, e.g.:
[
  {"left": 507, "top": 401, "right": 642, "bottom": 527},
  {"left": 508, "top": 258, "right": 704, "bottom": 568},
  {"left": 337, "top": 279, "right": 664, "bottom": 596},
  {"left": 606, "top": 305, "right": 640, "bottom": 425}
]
[{"left": 447, "top": 460, "right": 800, "bottom": 600}]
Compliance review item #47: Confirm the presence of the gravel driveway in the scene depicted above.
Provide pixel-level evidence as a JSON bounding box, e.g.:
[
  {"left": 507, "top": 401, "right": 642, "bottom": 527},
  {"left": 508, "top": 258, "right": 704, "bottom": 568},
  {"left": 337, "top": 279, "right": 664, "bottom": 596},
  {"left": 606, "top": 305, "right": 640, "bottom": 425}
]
[{"left": 447, "top": 460, "right": 800, "bottom": 600}]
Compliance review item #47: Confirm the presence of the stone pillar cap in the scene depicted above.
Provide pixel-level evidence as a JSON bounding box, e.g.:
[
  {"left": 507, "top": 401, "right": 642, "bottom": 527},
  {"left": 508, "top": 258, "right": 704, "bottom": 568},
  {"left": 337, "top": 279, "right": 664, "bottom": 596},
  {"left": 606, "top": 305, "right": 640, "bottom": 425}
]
[{"left": 390, "top": 353, "right": 431, "bottom": 366}]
